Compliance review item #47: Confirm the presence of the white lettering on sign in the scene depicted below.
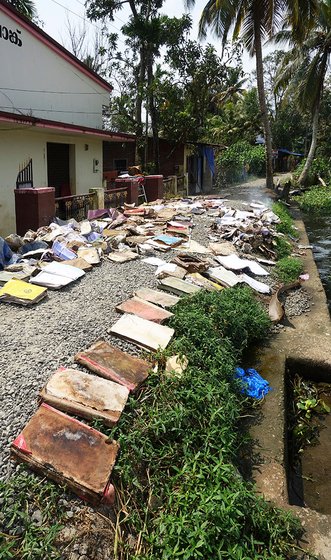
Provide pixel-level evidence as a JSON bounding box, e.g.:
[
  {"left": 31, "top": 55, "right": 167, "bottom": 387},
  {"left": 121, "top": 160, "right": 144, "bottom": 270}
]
[{"left": 0, "top": 25, "right": 22, "bottom": 46}]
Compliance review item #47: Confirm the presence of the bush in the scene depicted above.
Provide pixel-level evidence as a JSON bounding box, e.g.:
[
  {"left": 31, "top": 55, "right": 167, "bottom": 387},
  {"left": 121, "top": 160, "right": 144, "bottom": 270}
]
[
  {"left": 275, "top": 257, "right": 303, "bottom": 283},
  {"left": 217, "top": 141, "right": 265, "bottom": 183},
  {"left": 293, "top": 156, "right": 331, "bottom": 186},
  {"left": 294, "top": 185, "right": 331, "bottom": 213}
]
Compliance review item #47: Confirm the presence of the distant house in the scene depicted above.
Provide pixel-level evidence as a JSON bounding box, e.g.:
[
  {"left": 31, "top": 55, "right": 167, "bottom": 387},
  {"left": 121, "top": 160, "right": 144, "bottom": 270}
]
[
  {"left": 103, "top": 137, "right": 216, "bottom": 195},
  {"left": 0, "top": 0, "right": 133, "bottom": 236}
]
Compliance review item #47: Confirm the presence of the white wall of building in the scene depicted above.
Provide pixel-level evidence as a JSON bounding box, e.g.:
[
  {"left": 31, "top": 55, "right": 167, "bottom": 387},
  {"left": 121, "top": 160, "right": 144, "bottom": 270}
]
[
  {"left": 0, "top": 10, "right": 109, "bottom": 128},
  {"left": 0, "top": 129, "right": 103, "bottom": 236}
]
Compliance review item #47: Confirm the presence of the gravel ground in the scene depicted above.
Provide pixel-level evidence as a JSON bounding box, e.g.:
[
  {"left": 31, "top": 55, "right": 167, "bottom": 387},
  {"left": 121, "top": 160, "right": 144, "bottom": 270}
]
[{"left": 0, "top": 257, "right": 161, "bottom": 481}]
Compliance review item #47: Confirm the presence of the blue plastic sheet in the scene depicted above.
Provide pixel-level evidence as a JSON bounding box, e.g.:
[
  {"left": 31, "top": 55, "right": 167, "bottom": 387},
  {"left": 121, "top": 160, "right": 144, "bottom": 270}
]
[
  {"left": 235, "top": 367, "right": 271, "bottom": 399},
  {"left": 0, "top": 237, "right": 15, "bottom": 270}
]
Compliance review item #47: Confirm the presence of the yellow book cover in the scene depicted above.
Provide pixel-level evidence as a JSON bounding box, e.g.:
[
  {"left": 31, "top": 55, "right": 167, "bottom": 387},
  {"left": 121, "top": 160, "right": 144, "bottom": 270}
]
[{"left": 0, "top": 279, "right": 47, "bottom": 301}]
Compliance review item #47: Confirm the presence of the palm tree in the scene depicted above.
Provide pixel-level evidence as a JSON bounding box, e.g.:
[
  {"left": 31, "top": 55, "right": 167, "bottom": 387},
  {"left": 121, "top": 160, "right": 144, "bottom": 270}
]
[
  {"left": 186, "top": 0, "right": 318, "bottom": 189},
  {"left": 8, "top": 0, "right": 36, "bottom": 20},
  {"left": 275, "top": 0, "right": 331, "bottom": 185}
]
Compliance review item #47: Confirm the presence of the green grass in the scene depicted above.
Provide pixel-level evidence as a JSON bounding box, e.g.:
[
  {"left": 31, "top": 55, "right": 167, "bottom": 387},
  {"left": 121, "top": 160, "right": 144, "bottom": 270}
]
[
  {"left": 0, "top": 472, "right": 65, "bottom": 560},
  {"left": 275, "top": 236, "right": 292, "bottom": 259},
  {"left": 275, "top": 257, "right": 304, "bottom": 283},
  {"left": 294, "top": 185, "right": 331, "bottom": 213},
  {"left": 272, "top": 202, "right": 299, "bottom": 238}
]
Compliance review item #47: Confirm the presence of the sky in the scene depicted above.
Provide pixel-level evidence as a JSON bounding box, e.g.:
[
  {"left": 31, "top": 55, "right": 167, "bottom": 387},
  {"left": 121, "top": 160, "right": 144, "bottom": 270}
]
[{"left": 33, "top": 0, "right": 258, "bottom": 74}]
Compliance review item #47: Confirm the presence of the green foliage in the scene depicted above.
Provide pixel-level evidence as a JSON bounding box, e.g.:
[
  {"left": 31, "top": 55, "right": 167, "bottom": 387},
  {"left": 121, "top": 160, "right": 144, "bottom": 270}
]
[
  {"left": 275, "top": 257, "right": 303, "bottom": 283},
  {"left": 217, "top": 141, "right": 265, "bottom": 183},
  {"left": 104, "top": 287, "right": 302, "bottom": 558},
  {"left": 169, "top": 286, "right": 271, "bottom": 354},
  {"left": 294, "top": 185, "right": 331, "bottom": 213},
  {"left": 8, "top": 0, "right": 36, "bottom": 20},
  {"left": 207, "top": 87, "right": 263, "bottom": 146},
  {"left": 272, "top": 202, "right": 299, "bottom": 238},
  {"left": 0, "top": 471, "right": 65, "bottom": 559},
  {"left": 275, "top": 236, "right": 292, "bottom": 259},
  {"left": 290, "top": 374, "right": 330, "bottom": 460},
  {"left": 293, "top": 156, "right": 331, "bottom": 186}
]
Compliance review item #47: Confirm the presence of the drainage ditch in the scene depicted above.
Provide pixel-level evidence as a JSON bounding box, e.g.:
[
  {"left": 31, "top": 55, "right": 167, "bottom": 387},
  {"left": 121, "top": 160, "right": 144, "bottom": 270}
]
[{"left": 285, "top": 358, "right": 331, "bottom": 516}]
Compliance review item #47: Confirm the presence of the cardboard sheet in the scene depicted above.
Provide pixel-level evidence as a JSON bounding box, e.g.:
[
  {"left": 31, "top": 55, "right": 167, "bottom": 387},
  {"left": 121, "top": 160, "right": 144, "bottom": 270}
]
[
  {"left": 109, "top": 313, "right": 174, "bottom": 351},
  {"left": 75, "top": 340, "right": 150, "bottom": 392},
  {"left": 208, "top": 242, "right": 237, "bottom": 256},
  {"left": 0, "top": 279, "right": 47, "bottom": 305},
  {"left": 0, "top": 270, "right": 30, "bottom": 284},
  {"left": 173, "top": 239, "right": 212, "bottom": 254},
  {"left": 11, "top": 404, "right": 119, "bottom": 504},
  {"left": 207, "top": 266, "right": 240, "bottom": 288},
  {"left": 40, "top": 368, "right": 129, "bottom": 426},
  {"left": 59, "top": 257, "right": 93, "bottom": 271},
  {"left": 158, "top": 276, "right": 201, "bottom": 296},
  {"left": 134, "top": 287, "right": 180, "bottom": 308},
  {"left": 108, "top": 250, "right": 139, "bottom": 263},
  {"left": 116, "top": 296, "right": 173, "bottom": 323},
  {"left": 77, "top": 247, "right": 100, "bottom": 265},
  {"left": 215, "top": 254, "right": 269, "bottom": 276}
]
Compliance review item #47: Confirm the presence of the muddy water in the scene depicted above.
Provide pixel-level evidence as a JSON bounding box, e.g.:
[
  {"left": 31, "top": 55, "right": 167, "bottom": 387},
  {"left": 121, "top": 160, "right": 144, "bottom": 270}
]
[
  {"left": 299, "top": 388, "right": 331, "bottom": 515},
  {"left": 303, "top": 213, "right": 331, "bottom": 312},
  {"left": 287, "top": 377, "right": 331, "bottom": 516}
]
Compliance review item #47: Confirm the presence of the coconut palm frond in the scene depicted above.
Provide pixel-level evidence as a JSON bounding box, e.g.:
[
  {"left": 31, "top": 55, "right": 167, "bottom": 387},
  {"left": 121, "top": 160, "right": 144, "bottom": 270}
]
[{"left": 199, "top": 0, "right": 237, "bottom": 42}]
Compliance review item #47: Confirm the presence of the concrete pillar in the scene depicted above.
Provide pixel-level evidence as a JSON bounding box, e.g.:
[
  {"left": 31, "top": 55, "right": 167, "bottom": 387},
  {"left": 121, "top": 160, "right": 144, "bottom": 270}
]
[{"left": 89, "top": 187, "right": 104, "bottom": 210}]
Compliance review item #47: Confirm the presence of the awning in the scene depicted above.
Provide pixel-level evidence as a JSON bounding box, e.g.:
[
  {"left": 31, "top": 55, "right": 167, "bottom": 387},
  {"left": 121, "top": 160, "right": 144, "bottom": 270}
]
[{"left": 0, "top": 110, "right": 135, "bottom": 142}]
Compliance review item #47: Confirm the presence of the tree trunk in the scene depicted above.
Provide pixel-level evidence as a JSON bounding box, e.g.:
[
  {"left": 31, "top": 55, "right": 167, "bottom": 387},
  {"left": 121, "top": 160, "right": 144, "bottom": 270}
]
[
  {"left": 298, "top": 103, "right": 320, "bottom": 185},
  {"left": 135, "top": 44, "right": 146, "bottom": 166},
  {"left": 147, "top": 51, "right": 160, "bottom": 173},
  {"left": 254, "top": 22, "right": 274, "bottom": 190}
]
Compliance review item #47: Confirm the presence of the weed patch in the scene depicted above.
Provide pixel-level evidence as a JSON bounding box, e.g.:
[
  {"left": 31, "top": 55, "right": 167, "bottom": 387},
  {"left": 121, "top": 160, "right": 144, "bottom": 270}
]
[
  {"left": 272, "top": 202, "right": 299, "bottom": 238},
  {"left": 275, "top": 257, "right": 303, "bottom": 283},
  {"left": 0, "top": 472, "right": 65, "bottom": 560},
  {"left": 0, "top": 288, "right": 305, "bottom": 559},
  {"left": 294, "top": 185, "right": 331, "bottom": 213},
  {"left": 106, "top": 288, "right": 303, "bottom": 558},
  {"left": 275, "top": 236, "right": 292, "bottom": 259}
]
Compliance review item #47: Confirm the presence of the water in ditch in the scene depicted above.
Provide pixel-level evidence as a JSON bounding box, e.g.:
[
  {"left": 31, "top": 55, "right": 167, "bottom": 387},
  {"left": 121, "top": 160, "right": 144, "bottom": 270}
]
[
  {"left": 286, "top": 371, "right": 331, "bottom": 515},
  {"left": 303, "top": 213, "right": 331, "bottom": 313}
]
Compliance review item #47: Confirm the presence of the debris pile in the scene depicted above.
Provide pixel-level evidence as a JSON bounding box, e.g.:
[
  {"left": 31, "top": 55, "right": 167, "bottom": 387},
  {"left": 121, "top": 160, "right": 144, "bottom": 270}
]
[
  {"left": 2, "top": 194, "right": 307, "bottom": 502},
  {"left": 0, "top": 198, "right": 286, "bottom": 304}
]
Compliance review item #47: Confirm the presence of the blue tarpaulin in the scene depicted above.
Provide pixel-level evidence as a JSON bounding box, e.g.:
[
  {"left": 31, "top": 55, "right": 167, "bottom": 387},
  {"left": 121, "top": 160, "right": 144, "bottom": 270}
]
[
  {"left": 235, "top": 367, "right": 271, "bottom": 399},
  {"left": 202, "top": 146, "right": 215, "bottom": 176},
  {"left": 0, "top": 237, "right": 15, "bottom": 271}
]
